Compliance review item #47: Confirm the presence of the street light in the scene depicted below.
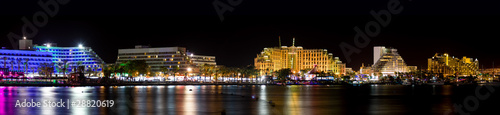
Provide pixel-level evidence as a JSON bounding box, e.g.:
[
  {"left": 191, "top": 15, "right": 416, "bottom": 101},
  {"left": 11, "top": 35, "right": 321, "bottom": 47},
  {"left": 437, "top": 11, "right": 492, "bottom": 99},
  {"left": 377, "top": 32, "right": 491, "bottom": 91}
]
[{"left": 78, "top": 44, "right": 83, "bottom": 48}]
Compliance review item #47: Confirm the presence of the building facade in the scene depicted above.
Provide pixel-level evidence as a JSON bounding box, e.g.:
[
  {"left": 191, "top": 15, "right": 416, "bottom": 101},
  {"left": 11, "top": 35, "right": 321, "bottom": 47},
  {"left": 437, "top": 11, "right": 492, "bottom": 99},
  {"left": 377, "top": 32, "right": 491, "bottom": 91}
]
[
  {"left": 407, "top": 66, "right": 418, "bottom": 72},
  {"left": 372, "top": 46, "right": 409, "bottom": 76},
  {"left": 482, "top": 68, "right": 499, "bottom": 76},
  {"left": 116, "top": 46, "right": 216, "bottom": 73},
  {"left": 254, "top": 45, "right": 346, "bottom": 76},
  {"left": 359, "top": 63, "right": 373, "bottom": 75},
  {"left": 428, "top": 53, "right": 479, "bottom": 77},
  {"left": 1, "top": 39, "right": 106, "bottom": 77},
  {"left": 34, "top": 44, "right": 106, "bottom": 74},
  {"left": 0, "top": 49, "right": 53, "bottom": 76},
  {"left": 19, "top": 37, "right": 33, "bottom": 50},
  {"left": 190, "top": 54, "right": 216, "bottom": 66}
]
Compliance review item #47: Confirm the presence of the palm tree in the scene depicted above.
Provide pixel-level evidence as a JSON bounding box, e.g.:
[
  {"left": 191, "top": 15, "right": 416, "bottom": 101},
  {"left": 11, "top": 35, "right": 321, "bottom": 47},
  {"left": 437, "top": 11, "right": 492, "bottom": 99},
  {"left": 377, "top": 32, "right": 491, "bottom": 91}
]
[
  {"left": 9, "top": 61, "right": 14, "bottom": 70},
  {"left": 237, "top": 67, "right": 244, "bottom": 83},
  {"left": 30, "top": 67, "right": 34, "bottom": 76},
  {"left": 276, "top": 68, "right": 291, "bottom": 83},
  {"left": 219, "top": 66, "right": 230, "bottom": 82},
  {"left": 160, "top": 66, "right": 169, "bottom": 78},
  {"left": 245, "top": 65, "right": 258, "bottom": 83},
  {"left": 200, "top": 64, "right": 209, "bottom": 82},
  {"left": 170, "top": 66, "right": 180, "bottom": 82},
  {"left": 16, "top": 59, "right": 22, "bottom": 71},
  {"left": 201, "top": 64, "right": 216, "bottom": 82},
  {"left": 2, "top": 57, "right": 6, "bottom": 68},
  {"left": 76, "top": 61, "right": 83, "bottom": 73},
  {"left": 214, "top": 66, "right": 221, "bottom": 82},
  {"left": 61, "top": 60, "right": 68, "bottom": 77},
  {"left": 228, "top": 67, "right": 235, "bottom": 82},
  {"left": 300, "top": 69, "right": 309, "bottom": 80},
  {"left": 86, "top": 67, "right": 93, "bottom": 77},
  {"left": 24, "top": 58, "right": 29, "bottom": 74},
  {"left": 39, "top": 63, "right": 54, "bottom": 78}
]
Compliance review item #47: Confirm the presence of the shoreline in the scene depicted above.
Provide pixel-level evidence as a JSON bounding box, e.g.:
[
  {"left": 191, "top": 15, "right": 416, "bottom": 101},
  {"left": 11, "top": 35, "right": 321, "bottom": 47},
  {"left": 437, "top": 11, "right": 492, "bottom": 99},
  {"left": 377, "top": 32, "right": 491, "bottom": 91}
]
[{"left": 1, "top": 83, "right": 499, "bottom": 86}]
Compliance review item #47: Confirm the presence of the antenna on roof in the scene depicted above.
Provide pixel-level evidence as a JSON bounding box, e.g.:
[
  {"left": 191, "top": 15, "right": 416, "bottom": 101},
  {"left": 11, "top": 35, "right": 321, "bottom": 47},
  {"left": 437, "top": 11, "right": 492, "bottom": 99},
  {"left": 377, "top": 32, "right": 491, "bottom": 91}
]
[
  {"left": 278, "top": 36, "right": 281, "bottom": 47},
  {"left": 292, "top": 37, "right": 295, "bottom": 46}
]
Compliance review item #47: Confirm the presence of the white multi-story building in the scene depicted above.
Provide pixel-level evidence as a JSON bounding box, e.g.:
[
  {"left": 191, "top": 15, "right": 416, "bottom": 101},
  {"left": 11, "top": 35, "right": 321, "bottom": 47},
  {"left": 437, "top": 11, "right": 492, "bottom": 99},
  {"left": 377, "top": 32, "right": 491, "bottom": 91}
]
[
  {"left": 116, "top": 46, "right": 216, "bottom": 72},
  {"left": 189, "top": 54, "right": 216, "bottom": 66},
  {"left": 372, "top": 46, "right": 409, "bottom": 76}
]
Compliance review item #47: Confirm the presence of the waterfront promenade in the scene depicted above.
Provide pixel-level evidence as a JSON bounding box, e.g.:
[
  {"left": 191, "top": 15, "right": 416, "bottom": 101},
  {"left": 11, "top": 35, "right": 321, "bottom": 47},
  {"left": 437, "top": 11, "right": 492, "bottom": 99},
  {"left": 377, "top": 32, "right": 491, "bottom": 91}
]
[{"left": 1, "top": 77, "right": 499, "bottom": 86}]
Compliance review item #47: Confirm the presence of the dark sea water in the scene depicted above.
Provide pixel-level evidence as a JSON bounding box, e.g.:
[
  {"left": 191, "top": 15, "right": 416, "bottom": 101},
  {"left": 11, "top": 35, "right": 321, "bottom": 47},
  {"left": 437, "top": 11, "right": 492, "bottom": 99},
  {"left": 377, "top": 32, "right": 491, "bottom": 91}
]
[{"left": 1, "top": 85, "right": 499, "bottom": 115}]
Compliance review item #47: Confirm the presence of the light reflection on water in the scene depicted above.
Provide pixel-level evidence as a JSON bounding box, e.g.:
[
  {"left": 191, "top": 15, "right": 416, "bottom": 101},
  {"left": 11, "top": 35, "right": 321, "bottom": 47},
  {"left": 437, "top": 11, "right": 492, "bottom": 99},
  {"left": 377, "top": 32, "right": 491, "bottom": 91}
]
[{"left": 0, "top": 85, "right": 488, "bottom": 115}]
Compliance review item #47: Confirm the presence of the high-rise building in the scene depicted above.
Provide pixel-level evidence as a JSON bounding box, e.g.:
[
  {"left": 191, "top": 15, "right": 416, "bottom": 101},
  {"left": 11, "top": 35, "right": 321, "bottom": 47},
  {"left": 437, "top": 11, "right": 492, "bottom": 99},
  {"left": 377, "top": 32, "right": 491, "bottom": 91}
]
[
  {"left": 116, "top": 46, "right": 215, "bottom": 73},
  {"left": 254, "top": 39, "right": 346, "bottom": 76},
  {"left": 372, "top": 46, "right": 409, "bottom": 76},
  {"left": 428, "top": 53, "right": 479, "bottom": 77},
  {"left": 34, "top": 44, "right": 106, "bottom": 74}
]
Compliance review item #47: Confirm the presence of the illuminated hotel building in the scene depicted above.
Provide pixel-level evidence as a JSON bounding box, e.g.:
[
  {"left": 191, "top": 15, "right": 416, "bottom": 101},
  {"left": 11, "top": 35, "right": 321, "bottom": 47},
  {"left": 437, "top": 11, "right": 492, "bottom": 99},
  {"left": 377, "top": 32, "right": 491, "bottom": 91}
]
[
  {"left": 116, "top": 46, "right": 215, "bottom": 72},
  {"left": 190, "top": 55, "right": 216, "bottom": 66},
  {"left": 254, "top": 39, "right": 346, "bottom": 76},
  {"left": 359, "top": 63, "right": 373, "bottom": 75},
  {"left": 428, "top": 53, "right": 479, "bottom": 77},
  {"left": 34, "top": 43, "right": 106, "bottom": 73},
  {"left": 482, "top": 68, "right": 499, "bottom": 77},
  {"left": 0, "top": 49, "right": 53, "bottom": 75},
  {"left": 372, "top": 46, "right": 410, "bottom": 76},
  {"left": 1, "top": 38, "right": 105, "bottom": 76}
]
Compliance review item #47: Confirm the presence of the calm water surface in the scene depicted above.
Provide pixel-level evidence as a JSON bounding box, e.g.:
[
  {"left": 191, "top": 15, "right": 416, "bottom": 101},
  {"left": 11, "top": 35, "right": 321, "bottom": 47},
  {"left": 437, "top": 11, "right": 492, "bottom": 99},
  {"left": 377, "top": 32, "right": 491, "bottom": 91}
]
[{"left": 1, "top": 85, "right": 498, "bottom": 115}]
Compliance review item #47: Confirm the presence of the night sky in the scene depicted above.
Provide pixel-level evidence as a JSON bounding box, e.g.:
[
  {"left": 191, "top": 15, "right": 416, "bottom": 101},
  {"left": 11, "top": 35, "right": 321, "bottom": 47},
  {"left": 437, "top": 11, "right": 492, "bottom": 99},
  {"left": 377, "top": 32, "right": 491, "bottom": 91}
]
[{"left": 1, "top": 0, "right": 499, "bottom": 70}]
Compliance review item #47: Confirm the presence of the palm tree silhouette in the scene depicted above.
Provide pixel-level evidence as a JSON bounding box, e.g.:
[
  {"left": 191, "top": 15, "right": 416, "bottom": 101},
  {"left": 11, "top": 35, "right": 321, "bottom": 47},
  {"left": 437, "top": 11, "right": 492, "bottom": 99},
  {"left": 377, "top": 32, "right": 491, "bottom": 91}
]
[
  {"left": 2, "top": 57, "right": 7, "bottom": 68},
  {"left": 24, "top": 58, "right": 29, "bottom": 74}
]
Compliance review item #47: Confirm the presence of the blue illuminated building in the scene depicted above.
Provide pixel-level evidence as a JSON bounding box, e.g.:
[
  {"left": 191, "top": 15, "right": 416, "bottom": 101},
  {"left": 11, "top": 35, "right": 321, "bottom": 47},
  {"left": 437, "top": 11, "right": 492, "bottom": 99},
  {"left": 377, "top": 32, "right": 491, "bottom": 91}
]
[
  {"left": 1, "top": 38, "right": 106, "bottom": 77},
  {"left": 0, "top": 49, "right": 53, "bottom": 76},
  {"left": 34, "top": 44, "right": 105, "bottom": 74}
]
